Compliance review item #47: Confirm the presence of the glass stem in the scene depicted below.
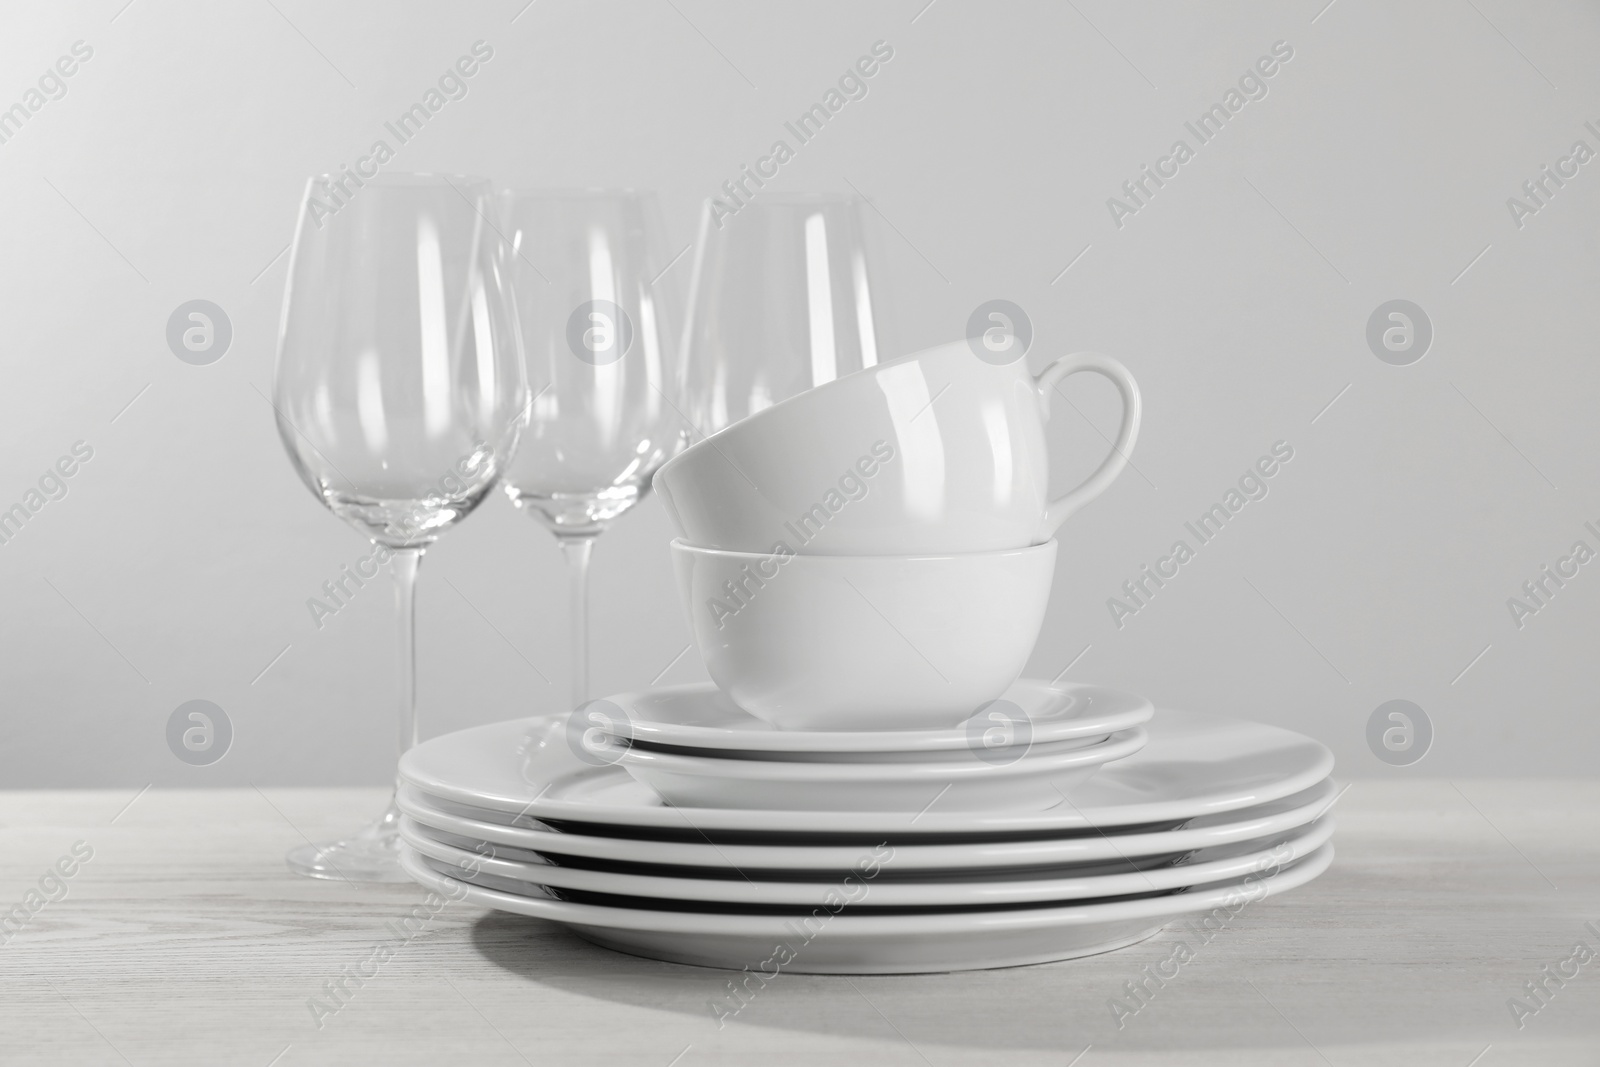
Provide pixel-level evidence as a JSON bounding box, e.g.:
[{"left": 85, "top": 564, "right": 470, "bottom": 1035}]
[
  {"left": 558, "top": 535, "right": 596, "bottom": 711},
  {"left": 391, "top": 547, "right": 424, "bottom": 757}
]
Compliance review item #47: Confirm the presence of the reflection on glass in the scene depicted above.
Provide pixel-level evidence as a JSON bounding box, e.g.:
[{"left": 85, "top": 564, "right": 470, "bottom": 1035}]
[
  {"left": 499, "top": 190, "right": 687, "bottom": 711},
  {"left": 273, "top": 173, "right": 528, "bottom": 882},
  {"left": 678, "top": 193, "right": 891, "bottom": 437}
]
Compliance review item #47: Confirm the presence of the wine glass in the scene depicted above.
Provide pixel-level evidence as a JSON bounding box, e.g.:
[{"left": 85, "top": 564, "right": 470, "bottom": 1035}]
[
  {"left": 273, "top": 173, "right": 528, "bottom": 882},
  {"left": 497, "top": 189, "right": 688, "bottom": 710},
  {"left": 678, "top": 193, "right": 893, "bottom": 434}
]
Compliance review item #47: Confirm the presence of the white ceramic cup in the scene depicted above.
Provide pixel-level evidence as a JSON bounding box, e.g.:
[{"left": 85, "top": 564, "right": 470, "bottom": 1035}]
[
  {"left": 671, "top": 539, "right": 1057, "bottom": 731},
  {"left": 655, "top": 340, "right": 1140, "bottom": 555}
]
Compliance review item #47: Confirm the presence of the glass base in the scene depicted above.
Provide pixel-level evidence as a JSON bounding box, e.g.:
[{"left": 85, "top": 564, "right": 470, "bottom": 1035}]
[{"left": 285, "top": 792, "right": 412, "bottom": 883}]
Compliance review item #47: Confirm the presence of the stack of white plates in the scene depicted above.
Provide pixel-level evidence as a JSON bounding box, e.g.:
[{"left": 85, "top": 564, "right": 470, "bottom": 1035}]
[{"left": 396, "top": 681, "right": 1337, "bottom": 973}]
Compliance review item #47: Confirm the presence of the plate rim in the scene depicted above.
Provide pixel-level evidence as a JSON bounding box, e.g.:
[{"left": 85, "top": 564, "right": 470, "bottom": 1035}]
[
  {"left": 617, "top": 726, "right": 1147, "bottom": 781},
  {"left": 398, "top": 840, "right": 1335, "bottom": 936},
  {"left": 395, "top": 778, "right": 1340, "bottom": 870},
  {"left": 400, "top": 814, "right": 1337, "bottom": 906},
  {"left": 603, "top": 679, "right": 1154, "bottom": 752},
  {"left": 399, "top": 708, "right": 1336, "bottom": 834}
]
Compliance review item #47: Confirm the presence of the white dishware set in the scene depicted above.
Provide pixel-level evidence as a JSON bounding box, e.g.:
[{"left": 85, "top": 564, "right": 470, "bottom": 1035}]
[
  {"left": 274, "top": 178, "right": 1337, "bottom": 950},
  {"left": 396, "top": 333, "right": 1340, "bottom": 972}
]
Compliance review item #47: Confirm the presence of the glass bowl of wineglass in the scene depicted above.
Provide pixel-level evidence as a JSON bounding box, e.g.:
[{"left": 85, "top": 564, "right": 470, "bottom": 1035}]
[{"left": 497, "top": 189, "right": 689, "bottom": 710}]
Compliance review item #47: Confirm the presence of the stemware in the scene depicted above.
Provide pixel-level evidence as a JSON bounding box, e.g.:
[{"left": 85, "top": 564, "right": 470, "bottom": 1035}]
[
  {"left": 497, "top": 189, "right": 687, "bottom": 710},
  {"left": 677, "top": 193, "right": 892, "bottom": 435},
  {"left": 272, "top": 172, "right": 528, "bottom": 881}
]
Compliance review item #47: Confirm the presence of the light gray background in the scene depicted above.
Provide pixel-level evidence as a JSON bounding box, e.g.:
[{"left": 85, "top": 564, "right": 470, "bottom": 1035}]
[{"left": 2, "top": 0, "right": 1596, "bottom": 786}]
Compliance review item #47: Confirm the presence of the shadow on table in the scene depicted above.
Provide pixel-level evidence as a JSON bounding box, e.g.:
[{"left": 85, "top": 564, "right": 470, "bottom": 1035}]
[{"left": 463, "top": 902, "right": 1569, "bottom": 1056}]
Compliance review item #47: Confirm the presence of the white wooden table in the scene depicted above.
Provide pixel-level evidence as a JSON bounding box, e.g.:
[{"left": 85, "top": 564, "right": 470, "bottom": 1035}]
[{"left": 1, "top": 783, "right": 1597, "bottom": 1065}]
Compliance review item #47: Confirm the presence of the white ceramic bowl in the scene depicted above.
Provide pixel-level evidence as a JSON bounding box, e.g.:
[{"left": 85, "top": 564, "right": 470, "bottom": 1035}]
[
  {"left": 616, "top": 728, "right": 1147, "bottom": 812},
  {"left": 653, "top": 341, "right": 1140, "bottom": 555},
  {"left": 671, "top": 539, "right": 1056, "bottom": 731}
]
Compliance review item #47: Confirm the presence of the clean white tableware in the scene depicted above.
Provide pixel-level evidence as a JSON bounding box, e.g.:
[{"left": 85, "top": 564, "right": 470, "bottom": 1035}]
[
  {"left": 401, "top": 815, "right": 1334, "bottom": 908},
  {"left": 396, "top": 778, "right": 1337, "bottom": 871},
  {"left": 653, "top": 340, "right": 1141, "bottom": 555},
  {"left": 400, "top": 842, "right": 1334, "bottom": 973},
  {"left": 595, "top": 679, "right": 1153, "bottom": 757},
  {"left": 671, "top": 539, "right": 1055, "bottom": 730},
  {"left": 396, "top": 708, "right": 1337, "bottom": 835},
  {"left": 614, "top": 727, "right": 1146, "bottom": 812}
]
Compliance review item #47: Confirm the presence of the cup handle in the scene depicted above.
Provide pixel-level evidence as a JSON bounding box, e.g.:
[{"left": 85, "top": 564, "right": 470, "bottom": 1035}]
[{"left": 1033, "top": 351, "right": 1142, "bottom": 538}]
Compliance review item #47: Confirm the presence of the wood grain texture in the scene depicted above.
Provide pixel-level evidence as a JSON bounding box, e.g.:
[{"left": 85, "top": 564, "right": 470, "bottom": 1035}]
[{"left": 1, "top": 782, "right": 1598, "bottom": 1065}]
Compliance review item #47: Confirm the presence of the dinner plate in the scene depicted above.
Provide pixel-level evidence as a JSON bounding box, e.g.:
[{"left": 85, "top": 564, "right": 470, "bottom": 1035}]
[
  {"left": 401, "top": 815, "right": 1334, "bottom": 907},
  {"left": 617, "top": 728, "right": 1147, "bottom": 812},
  {"left": 399, "top": 842, "right": 1335, "bottom": 973},
  {"left": 396, "top": 778, "right": 1338, "bottom": 871},
  {"left": 399, "top": 708, "right": 1335, "bottom": 835},
  {"left": 597, "top": 680, "right": 1153, "bottom": 754}
]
